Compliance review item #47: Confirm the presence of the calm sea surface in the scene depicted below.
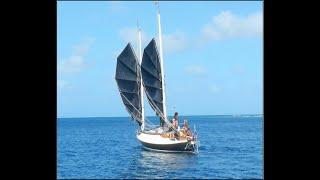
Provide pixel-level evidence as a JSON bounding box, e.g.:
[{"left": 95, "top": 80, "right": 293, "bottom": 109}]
[{"left": 57, "top": 115, "right": 263, "bottom": 179}]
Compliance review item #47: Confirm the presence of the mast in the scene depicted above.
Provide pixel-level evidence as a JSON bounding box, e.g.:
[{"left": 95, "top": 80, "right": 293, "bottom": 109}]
[
  {"left": 156, "top": 3, "right": 167, "bottom": 121},
  {"left": 137, "top": 20, "right": 145, "bottom": 131}
]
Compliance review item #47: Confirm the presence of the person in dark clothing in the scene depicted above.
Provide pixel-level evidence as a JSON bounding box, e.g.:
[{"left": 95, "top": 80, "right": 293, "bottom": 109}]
[
  {"left": 173, "top": 112, "right": 179, "bottom": 129},
  {"left": 174, "top": 112, "right": 178, "bottom": 121}
]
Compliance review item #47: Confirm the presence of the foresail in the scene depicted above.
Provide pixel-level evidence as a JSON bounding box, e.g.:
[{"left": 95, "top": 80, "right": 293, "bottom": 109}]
[
  {"left": 141, "top": 38, "right": 164, "bottom": 118},
  {"left": 115, "top": 43, "right": 142, "bottom": 126}
]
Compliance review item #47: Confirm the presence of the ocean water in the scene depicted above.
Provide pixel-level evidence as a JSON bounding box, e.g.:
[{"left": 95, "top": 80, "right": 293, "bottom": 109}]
[{"left": 57, "top": 115, "right": 263, "bottom": 179}]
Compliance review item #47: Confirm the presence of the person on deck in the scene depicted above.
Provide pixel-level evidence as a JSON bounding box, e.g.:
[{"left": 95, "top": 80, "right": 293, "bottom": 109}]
[
  {"left": 172, "top": 112, "right": 179, "bottom": 129},
  {"left": 169, "top": 112, "right": 179, "bottom": 139},
  {"left": 182, "top": 119, "right": 192, "bottom": 137}
]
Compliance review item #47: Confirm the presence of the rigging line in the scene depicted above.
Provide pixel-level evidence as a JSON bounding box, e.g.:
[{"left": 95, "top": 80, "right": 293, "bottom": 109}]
[
  {"left": 120, "top": 86, "right": 179, "bottom": 134},
  {"left": 140, "top": 80, "right": 164, "bottom": 119},
  {"left": 136, "top": 64, "right": 166, "bottom": 122},
  {"left": 121, "top": 93, "right": 155, "bottom": 128},
  {"left": 146, "top": 90, "right": 175, "bottom": 129},
  {"left": 144, "top": 87, "right": 170, "bottom": 126},
  {"left": 135, "top": 65, "right": 158, "bottom": 128},
  {"left": 118, "top": 68, "right": 174, "bottom": 131},
  {"left": 141, "top": 81, "right": 178, "bottom": 133},
  {"left": 119, "top": 92, "right": 156, "bottom": 127},
  {"left": 122, "top": 95, "right": 155, "bottom": 128}
]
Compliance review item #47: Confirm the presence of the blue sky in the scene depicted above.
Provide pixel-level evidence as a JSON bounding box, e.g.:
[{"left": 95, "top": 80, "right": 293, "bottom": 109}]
[{"left": 57, "top": 1, "right": 263, "bottom": 118}]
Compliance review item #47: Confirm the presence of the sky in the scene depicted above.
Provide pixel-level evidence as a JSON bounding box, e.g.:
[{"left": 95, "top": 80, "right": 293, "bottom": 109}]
[{"left": 57, "top": 1, "right": 263, "bottom": 118}]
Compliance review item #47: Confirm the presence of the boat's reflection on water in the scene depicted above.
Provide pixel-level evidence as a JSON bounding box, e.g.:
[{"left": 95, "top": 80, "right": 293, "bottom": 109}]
[
  {"left": 121, "top": 146, "right": 199, "bottom": 178},
  {"left": 135, "top": 147, "right": 198, "bottom": 176}
]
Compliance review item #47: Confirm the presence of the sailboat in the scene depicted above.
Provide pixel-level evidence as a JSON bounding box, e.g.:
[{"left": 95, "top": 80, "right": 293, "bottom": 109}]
[{"left": 115, "top": 4, "right": 199, "bottom": 153}]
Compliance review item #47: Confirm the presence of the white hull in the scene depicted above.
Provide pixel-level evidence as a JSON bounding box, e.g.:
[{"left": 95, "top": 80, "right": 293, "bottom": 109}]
[{"left": 136, "top": 128, "right": 198, "bottom": 153}]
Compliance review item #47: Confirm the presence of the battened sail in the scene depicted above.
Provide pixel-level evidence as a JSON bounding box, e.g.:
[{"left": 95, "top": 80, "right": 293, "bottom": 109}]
[
  {"left": 141, "top": 39, "right": 164, "bottom": 118},
  {"left": 115, "top": 43, "right": 142, "bottom": 126}
]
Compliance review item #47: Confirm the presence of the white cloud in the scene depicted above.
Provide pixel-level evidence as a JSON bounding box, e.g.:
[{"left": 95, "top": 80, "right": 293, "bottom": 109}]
[
  {"left": 201, "top": 11, "right": 263, "bottom": 43},
  {"left": 118, "top": 27, "right": 187, "bottom": 55},
  {"left": 209, "top": 84, "right": 221, "bottom": 94},
  {"left": 202, "top": 26, "right": 221, "bottom": 41},
  {"left": 72, "top": 38, "right": 95, "bottom": 56},
  {"left": 59, "top": 56, "right": 86, "bottom": 74},
  {"left": 58, "top": 38, "right": 95, "bottom": 74},
  {"left": 156, "top": 30, "right": 188, "bottom": 54},
  {"left": 185, "top": 65, "right": 207, "bottom": 75}
]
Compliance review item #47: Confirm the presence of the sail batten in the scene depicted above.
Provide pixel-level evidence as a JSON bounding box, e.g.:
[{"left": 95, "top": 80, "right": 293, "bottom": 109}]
[
  {"left": 116, "top": 62, "right": 138, "bottom": 81},
  {"left": 116, "top": 78, "right": 139, "bottom": 83},
  {"left": 115, "top": 43, "right": 142, "bottom": 126},
  {"left": 141, "top": 54, "right": 160, "bottom": 79},
  {"left": 141, "top": 65, "right": 161, "bottom": 81},
  {"left": 143, "top": 50, "right": 158, "bottom": 71},
  {"left": 118, "top": 59, "right": 137, "bottom": 73}
]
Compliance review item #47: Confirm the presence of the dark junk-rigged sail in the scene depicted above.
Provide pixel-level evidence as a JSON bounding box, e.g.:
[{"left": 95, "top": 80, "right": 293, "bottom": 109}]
[
  {"left": 116, "top": 39, "right": 173, "bottom": 130},
  {"left": 141, "top": 39, "right": 166, "bottom": 127},
  {"left": 115, "top": 43, "right": 142, "bottom": 126}
]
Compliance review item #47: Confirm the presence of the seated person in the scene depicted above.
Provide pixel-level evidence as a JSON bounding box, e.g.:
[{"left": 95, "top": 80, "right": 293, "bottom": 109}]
[
  {"left": 182, "top": 119, "right": 189, "bottom": 131},
  {"left": 175, "top": 119, "right": 180, "bottom": 129},
  {"left": 182, "top": 119, "right": 192, "bottom": 137}
]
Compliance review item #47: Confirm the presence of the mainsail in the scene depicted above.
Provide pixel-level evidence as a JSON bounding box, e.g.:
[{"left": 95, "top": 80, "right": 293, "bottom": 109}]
[
  {"left": 115, "top": 43, "right": 142, "bottom": 126},
  {"left": 141, "top": 38, "right": 165, "bottom": 120}
]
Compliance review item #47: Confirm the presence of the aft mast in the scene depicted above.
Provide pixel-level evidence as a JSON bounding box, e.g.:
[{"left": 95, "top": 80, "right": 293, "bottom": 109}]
[
  {"left": 137, "top": 20, "right": 145, "bottom": 131},
  {"left": 155, "top": 2, "right": 168, "bottom": 121}
]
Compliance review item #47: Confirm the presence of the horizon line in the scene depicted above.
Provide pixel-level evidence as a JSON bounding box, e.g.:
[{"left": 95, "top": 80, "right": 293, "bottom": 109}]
[{"left": 57, "top": 113, "right": 264, "bottom": 119}]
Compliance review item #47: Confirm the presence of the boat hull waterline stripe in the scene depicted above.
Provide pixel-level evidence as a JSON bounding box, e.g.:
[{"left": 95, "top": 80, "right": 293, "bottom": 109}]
[
  {"left": 139, "top": 140, "right": 194, "bottom": 152},
  {"left": 141, "top": 146, "right": 197, "bottom": 154}
]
